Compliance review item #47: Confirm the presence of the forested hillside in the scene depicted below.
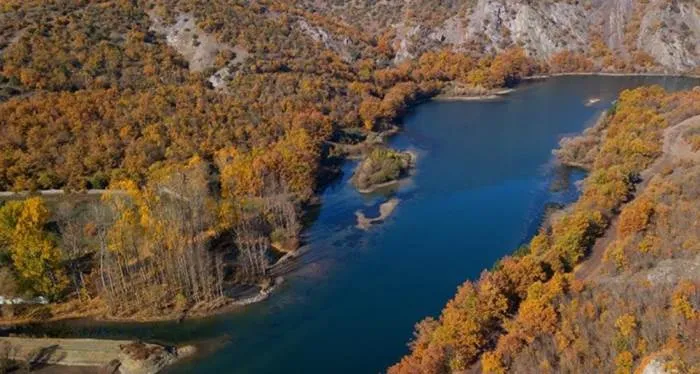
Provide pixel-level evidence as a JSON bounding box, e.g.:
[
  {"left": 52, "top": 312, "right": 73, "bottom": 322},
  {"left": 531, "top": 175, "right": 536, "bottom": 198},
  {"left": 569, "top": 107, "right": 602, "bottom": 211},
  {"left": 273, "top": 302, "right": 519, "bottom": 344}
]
[
  {"left": 0, "top": 3, "right": 698, "bottom": 366},
  {"left": 389, "top": 87, "right": 700, "bottom": 374},
  {"left": 292, "top": 0, "right": 700, "bottom": 73},
  {"left": 0, "top": 0, "right": 540, "bottom": 321}
]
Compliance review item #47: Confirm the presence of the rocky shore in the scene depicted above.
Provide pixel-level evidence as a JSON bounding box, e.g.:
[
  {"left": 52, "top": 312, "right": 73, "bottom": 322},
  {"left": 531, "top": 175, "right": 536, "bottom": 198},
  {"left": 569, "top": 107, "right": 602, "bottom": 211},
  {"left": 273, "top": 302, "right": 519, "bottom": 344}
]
[
  {"left": 433, "top": 87, "right": 515, "bottom": 101},
  {"left": 0, "top": 337, "right": 195, "bottom": 373}
]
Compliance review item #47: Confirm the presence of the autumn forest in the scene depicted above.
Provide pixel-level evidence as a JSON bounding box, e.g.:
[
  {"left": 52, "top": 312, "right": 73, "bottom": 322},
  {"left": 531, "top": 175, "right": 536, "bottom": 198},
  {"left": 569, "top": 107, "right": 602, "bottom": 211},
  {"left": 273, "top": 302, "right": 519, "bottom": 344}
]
[
  {"left": 0, "top": 0, "right": 699, "bottom": 373},
  {"left": 0, "top": 0, "right": 543, "bottom": 320}
]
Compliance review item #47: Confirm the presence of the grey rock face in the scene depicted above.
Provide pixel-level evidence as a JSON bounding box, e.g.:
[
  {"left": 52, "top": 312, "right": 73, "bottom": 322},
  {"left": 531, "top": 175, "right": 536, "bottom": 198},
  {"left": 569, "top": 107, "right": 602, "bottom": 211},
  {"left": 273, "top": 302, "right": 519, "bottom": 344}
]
[{"left": 336, "top": 0, "right": 700, "bottom": 72}]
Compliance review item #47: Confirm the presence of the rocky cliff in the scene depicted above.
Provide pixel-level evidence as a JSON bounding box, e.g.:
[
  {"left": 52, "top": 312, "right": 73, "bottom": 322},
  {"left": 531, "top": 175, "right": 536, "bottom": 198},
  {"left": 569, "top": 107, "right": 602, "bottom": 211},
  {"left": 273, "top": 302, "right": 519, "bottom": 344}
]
[{"left": 295, "top": 0, "right": 700, "bottom": 73}]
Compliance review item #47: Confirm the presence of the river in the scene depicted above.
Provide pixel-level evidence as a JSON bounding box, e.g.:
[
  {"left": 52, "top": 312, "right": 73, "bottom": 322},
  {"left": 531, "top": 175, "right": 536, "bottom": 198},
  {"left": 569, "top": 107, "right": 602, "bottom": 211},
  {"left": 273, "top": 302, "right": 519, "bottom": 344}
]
[{"left": 25, "top": 76, "right": 699, "bottom": 373}]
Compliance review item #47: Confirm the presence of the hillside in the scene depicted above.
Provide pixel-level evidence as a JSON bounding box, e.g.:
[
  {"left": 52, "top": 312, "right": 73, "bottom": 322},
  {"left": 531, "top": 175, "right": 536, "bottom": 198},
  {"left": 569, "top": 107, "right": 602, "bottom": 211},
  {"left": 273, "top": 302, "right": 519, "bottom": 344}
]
[
  {"left": 293, "top": 0, "right": 700, "bottom": 73},
  {"left": 0, "top": 0, "right": 697, "bottom": 369},
  {"left": 389, "top": 86, "right": 700, "bottom": 374},
  {"left": 0, "top": 0, "right": 537, "bottom": 322}
]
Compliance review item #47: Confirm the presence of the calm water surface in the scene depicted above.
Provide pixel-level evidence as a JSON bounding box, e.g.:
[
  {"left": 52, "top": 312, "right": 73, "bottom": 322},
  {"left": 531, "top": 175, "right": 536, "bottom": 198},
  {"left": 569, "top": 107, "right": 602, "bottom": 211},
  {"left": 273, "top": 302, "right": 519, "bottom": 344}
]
[{"left": 33, "top": 76, "right": 699, "bottom": 373}]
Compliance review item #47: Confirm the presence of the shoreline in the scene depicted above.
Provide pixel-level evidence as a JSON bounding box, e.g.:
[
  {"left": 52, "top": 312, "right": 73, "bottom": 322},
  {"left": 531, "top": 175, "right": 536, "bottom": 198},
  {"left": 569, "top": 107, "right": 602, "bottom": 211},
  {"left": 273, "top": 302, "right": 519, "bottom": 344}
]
[
  {"left": 525, "top": 71, "right": 700, "bottom": 80},
  {"left": 432, "top": 88, "right": 515, "bottom": 101},
  {"left": 0, "top": 336, "right": 193, "bottom": 373},
  {"left": 2, "top": 73, "right": 697, "bottom": 327},
  {"left": 0, "top": 281, "right": 283, "bottom": 327},
  {"left": 429, "top": 71, "right": 699, "bottom": 102},
  {"left": 355, "top": 178, "right": 402, "bottom": 194}
]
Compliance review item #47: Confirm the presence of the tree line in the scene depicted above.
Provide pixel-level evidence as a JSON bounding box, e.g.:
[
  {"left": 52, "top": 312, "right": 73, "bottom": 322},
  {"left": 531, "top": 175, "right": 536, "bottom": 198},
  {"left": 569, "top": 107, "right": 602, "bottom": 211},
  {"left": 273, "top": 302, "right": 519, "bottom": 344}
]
[
  {"left": 389, "top": 87, "right": 700, "bottom": 374},
  {"left": 0, "top": 0, "right": 669, "bottom": 321}
]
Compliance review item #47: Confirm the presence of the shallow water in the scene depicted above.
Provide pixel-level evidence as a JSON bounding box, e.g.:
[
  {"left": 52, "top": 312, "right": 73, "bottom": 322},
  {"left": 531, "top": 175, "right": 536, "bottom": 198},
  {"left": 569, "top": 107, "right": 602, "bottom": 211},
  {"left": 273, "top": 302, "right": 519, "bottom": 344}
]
[{"left": 28, "top": 76, "right": 699, "bottom": 373}]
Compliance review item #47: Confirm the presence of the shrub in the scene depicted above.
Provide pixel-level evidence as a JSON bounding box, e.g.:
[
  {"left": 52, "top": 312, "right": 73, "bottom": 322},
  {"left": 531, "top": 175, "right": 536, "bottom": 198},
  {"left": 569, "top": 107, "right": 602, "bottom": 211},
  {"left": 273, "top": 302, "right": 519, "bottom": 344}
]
[{"left": 352, "top": 147, "right": 412, "bottom": 190}]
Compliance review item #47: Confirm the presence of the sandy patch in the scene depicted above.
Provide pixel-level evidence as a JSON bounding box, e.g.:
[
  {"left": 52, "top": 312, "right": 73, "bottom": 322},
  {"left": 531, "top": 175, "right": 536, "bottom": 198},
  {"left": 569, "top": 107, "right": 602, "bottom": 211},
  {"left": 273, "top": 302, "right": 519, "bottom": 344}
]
[{"left": 355, "top": 198, "right": 400, "bottom": 230}]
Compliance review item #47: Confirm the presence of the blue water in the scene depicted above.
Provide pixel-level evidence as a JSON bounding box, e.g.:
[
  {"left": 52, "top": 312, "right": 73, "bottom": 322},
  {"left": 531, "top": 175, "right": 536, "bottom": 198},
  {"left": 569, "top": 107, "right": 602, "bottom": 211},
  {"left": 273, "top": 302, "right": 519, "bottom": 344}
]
[{"left": 29, "top": 76, "right": 699, "bottom": 373}]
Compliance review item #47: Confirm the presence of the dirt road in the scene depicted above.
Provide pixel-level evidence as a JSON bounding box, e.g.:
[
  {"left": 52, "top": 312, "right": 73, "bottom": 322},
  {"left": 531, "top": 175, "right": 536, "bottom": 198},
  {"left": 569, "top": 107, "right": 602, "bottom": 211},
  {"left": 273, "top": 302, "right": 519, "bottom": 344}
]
[{"left": 575, "top": 115, "right": 700, "bottom": 280}]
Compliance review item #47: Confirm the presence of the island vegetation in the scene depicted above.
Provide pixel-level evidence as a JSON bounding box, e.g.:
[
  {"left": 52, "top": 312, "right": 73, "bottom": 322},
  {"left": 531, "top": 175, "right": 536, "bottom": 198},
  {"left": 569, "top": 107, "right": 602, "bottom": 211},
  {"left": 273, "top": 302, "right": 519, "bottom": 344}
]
[{"left": 352, "top": 148, "right": 414, "bottom": 193}]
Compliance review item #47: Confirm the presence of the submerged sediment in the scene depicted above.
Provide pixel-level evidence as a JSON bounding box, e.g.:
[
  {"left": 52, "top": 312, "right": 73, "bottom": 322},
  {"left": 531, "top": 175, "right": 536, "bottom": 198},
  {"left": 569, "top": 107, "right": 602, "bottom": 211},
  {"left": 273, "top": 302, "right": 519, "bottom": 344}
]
[{"left": 355, "top": 198, "right": 401, "bottom": 230}]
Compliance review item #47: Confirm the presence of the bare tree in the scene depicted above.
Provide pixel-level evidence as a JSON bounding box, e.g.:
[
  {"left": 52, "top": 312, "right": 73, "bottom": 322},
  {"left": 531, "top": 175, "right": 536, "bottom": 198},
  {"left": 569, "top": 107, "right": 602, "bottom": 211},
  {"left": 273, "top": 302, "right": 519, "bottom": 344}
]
[
  {"left": 56, "top": 201, "right": 90, "bottom": 301},
  {"left": 233, "top": 210, "right": 269, "bottom": 282},
  {"left": 262, "top": 177, "right": 301, "bottom": 251},
  {"left": 96, "top": 160, "right": 225, "bottom": 314}
]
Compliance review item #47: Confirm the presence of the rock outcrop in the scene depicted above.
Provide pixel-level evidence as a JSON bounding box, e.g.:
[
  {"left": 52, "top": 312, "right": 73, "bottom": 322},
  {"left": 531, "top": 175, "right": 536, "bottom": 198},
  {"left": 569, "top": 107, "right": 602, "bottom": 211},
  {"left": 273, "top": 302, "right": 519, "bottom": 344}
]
[
  {"left": 118, "top": 342, "right": 181, "bottom": 374},
  {"left": 415, "top": 0, "right": 699, "bottom": 72},
  {"left": 297, "top": 0, "right": 700, "bottom": 73}
]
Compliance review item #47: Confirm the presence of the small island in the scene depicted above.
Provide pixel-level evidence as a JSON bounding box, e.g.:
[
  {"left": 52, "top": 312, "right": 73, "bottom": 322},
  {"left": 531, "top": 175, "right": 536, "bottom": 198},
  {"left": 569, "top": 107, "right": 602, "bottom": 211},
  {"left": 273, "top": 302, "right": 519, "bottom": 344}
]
[
  {"left": 352, "top": 148, "right": 415, "bottom": 193},
  {"left": 355, "top": 198, "right": 400, "bottom": 230}
]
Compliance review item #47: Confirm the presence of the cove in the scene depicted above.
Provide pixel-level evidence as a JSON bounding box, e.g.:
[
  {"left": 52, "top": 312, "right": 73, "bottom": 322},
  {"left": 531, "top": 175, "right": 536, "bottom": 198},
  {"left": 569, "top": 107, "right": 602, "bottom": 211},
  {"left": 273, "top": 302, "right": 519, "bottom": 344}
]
[{"left": 23, "top": 76, "right": 699, "bottom": 373}]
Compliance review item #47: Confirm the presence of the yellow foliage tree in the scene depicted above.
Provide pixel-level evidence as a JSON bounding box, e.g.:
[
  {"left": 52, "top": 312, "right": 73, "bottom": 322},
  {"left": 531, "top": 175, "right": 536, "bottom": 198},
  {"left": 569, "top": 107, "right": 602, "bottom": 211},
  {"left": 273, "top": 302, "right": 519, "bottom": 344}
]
[
  {"left": 1, "top": 197, "right": 67, "bottom": 299},
  {"left": 359, "top": 95, "right": 383, "bottom": 131},
  {"left": 614, "top": 351, "right": 634, "bottom": 374},
  {"left": 672, "top": 281, "right": 698, "bottom": 320},
  {"left": 615, "top": 314, "right": 637, "bottom": 337},
  {"left": 617, "top": 197, "right": 654, "bottom": 237},
  {"left": 481, "top": 351, "right": 506, "bottom": 374}
]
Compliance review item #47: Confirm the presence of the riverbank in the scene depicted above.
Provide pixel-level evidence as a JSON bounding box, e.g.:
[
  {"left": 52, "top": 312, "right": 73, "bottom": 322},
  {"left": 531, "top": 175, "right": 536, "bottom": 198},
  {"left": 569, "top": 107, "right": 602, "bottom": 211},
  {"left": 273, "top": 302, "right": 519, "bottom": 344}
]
[
  {"left": 0, "top": 336, "right": 193, "bottom": 373},
  {"left": 2, "top": 74, "right": 698, "bottom": 329},
  {"left": 553, "top": 111, "right": 609, "bottom": 171},
  {"left": 433, "top": 71, "right": 700, "bottom": 102},
  {"left": 354, "top": 178, "right": 403, "bottom": 194},
  {"left": 5, "top": 76, "right": 697, "bottom": 374},
  {"left": 0, "top": 279, "right": 284, "bottom": 326},
  {"left": 430, "top": 71, "right": 700, "bottom": 102},
  {"left": 389, "top": 77, "right": 700, "bottom": 374},
  {"left": 432, "top": 88, "right": 515, "bottom": 101},
  {"left": 525, "top": 71, "right": 700, "bottom": 80}
]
